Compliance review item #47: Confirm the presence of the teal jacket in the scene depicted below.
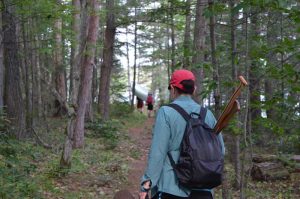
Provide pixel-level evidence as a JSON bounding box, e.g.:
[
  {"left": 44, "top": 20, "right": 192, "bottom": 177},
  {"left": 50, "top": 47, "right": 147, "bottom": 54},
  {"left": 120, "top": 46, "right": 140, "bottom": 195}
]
[{"left": 141, "top": 95, "right": 225, "bottom": 197}]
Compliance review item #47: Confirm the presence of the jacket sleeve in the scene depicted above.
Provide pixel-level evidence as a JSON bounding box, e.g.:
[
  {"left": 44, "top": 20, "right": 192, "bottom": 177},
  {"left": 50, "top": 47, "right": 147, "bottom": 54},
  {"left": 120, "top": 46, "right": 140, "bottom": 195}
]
[{"left": 141, "top": 107, "right": 171, "bottom": 188}]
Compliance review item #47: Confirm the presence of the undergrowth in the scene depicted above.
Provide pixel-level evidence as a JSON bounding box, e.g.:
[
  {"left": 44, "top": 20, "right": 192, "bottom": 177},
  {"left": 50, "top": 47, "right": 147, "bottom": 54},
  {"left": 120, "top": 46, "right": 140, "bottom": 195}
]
[{"left": 0, "top": 104, "right": 147, "bottom": 199}]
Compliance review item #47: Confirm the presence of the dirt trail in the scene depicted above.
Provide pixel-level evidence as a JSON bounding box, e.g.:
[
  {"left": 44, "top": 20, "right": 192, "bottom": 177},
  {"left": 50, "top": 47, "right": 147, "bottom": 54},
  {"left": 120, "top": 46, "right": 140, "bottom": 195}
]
[{"left": 124, "top": 118, "right": 154, "bottom": 198}]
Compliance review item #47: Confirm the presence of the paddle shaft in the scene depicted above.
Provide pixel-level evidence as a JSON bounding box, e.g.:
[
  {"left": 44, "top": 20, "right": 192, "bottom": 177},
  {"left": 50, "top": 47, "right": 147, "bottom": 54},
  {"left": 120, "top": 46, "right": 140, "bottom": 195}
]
[{"left": 214, "top": 76, "right": 248, "bottom": 134}]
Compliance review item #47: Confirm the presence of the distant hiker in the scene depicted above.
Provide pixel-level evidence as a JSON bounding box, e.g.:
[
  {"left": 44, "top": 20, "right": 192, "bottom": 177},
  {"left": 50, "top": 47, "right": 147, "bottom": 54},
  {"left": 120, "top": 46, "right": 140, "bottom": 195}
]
[
  {"left": 137, "top": 96, "right": 144, "bottom": 113},
  {"left": 139, "top": 69, "right": 225, "bottom": 199},
  {"left": 146, "top": 93, "right": 154, "bottom": 118}
]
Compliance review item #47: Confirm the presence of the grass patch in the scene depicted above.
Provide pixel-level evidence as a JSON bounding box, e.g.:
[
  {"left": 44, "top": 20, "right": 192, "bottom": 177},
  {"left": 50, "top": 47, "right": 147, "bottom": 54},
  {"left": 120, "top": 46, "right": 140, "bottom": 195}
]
[
  {"left": 129, "top": 147, "right": 142, "bottom": 159},
  {"left": 120, "top": 111, "right": 148, "bottom": 129}
]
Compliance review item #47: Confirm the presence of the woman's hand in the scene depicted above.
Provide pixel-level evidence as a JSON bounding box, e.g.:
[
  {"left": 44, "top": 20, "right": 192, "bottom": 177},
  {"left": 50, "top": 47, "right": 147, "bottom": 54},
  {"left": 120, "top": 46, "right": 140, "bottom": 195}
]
[
  {"left": 138, "top": 192, "right": 148, "bottom": 199},
  {"left": 139, "top": 181, "right": 151, "bottom": 199}
]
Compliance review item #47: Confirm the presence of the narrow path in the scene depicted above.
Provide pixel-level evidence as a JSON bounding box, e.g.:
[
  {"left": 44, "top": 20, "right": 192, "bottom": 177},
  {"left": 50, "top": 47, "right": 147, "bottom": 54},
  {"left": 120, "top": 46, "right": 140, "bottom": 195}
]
[{"left": 124, "top": 118, "right": 154, "bottom": 198}]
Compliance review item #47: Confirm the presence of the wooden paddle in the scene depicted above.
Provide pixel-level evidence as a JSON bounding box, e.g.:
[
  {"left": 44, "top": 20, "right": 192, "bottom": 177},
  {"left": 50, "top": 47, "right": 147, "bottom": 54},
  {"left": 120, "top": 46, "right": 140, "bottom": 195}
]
[{"left": 214, "top": 76, "right": 248, "bottom": 134}]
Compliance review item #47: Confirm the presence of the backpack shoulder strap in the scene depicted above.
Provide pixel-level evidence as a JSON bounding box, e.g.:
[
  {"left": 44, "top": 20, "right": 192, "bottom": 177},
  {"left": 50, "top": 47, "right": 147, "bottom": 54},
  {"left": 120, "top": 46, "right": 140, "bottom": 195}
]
[
  {"left": 199, "top": 106, "right": 207, "bottom": 122},
  {"left": 165, "top": 103, "right": 190, "bottom": 169},
  {"left": 166, "top": 103, "right": 190, "bottom": 121}
]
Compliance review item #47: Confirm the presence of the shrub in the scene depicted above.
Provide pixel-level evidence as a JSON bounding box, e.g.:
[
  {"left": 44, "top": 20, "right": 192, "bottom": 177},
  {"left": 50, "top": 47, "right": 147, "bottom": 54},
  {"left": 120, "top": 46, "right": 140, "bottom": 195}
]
[
  {"left": 86, "top": 118, "right": 121, "bottom": 149},
  {"left": 0, "top": 110, "right": 10, "bottom": 138},
  {"left": 0, "top": 139, "right": 41, "bottom": 198},
  {"left": 110, "top": 101, "right": 132, "bottom": 118}
]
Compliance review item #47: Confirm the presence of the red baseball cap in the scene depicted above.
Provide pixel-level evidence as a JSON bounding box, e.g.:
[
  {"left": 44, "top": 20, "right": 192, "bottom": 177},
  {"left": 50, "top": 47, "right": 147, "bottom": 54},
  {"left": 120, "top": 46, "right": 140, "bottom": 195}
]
[{"left": 169, "top": 69, "right": 195, "bottom": 91}]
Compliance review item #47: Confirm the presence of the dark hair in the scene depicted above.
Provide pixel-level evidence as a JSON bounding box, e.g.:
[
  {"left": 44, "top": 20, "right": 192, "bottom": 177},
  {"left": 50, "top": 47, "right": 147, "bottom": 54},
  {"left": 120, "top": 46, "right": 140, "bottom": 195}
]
[{"left": 175, "top": 80, "right": 195, "bottom": 94}]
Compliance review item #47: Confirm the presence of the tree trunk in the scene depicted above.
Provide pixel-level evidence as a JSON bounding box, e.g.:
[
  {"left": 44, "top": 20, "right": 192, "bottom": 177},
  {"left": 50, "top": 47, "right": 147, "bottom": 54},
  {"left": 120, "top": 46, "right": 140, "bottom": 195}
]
[
  {"left": 209, "top": 0, "right": 220, "bottom": 118},
  {"left": 130, "top": 8, "right": 137, "bottom": 110},
  {"left": 249, "top": 13, "right": 261, "bottom": 130},
  {"left": 70, "top": 0, "right": 82, "bottom": 105},
  {"left": 34, "top": 29, "right": 43, "bottom": 119},
  {"left": 53, "top": 1, "right": 67, "bottom": 116},
  {"left": 72, "top": 0, "right": 99, "bottom": 148},
  {"left": 21, "top": 20, "right": 33, "bottom": 134},
  {"left": 192, "top": 0, "right": 207, "bottom": 103},
  {"left": 126, "top": 27, "right": 132, "bottom": 103},
  {"left": 98, "top": 0, "right": 116, "bottom": 120},
  {"left": 229, "top": 0, "right": 241, "bottom": 190},
  {"left": 240, "top": 10, "right": 251, "bottom": 199},
  {"left": 85, "top": 90, "right": 94, "bottom": 122},
  {"left": 92, "top": 57, "right": 98, "bottom": 101},
  {"left": 183, "top": 0, "right": 192, "bottom": 69},
  {"left": 3, "top": 0, "right": 26, "bottom": 138},
  {"left": 170, "top": 1, "right": 175, "bottom": 72},
  {"left": 265, "top": 13, "right": 277, "bottom": 121},
  {"left": 0, "top": 13, "right": 4, "bottom": 109}
]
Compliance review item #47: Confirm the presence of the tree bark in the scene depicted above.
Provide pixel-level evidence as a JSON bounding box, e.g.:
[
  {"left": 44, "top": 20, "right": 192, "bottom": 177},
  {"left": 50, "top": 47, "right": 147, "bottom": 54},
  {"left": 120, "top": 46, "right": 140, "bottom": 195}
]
[
  {"left": 130, "top": 8, "right": 137, "bottom": 110},
  {"left": 34, "top": 28, "right": 43, "bottom": 119},
  {"left": 241, "top": 10, "right": 251, "bottom": 199},
  {"left": 0, "top": 13, "right": 4, "bottom": 109},
  {"left": 208, "top": 0, "right": 220, "bottom": 118},
  {"left": 265, "top": 13, "right": 277, "bottom": 121},
  {"left": 170, "top": 1, "right": 176, "bottom": 72},
  {"left": 21, "top": 20, "right": 33, "bottom": 134},
  {"left": 192, "top": 0, "right": 207, "bottom": 103},
  {"left": 229, "top": 0, "right": 241, "bottom": 190},
  {"left": 3, "top": 0, "right": 26, "bottom": 138},
  {"left": 70, "top": 0, "right": 82, "bottom": 105},
  {"left": 72, "top": 0, "right": 99, "bottom": 148},
  {"left": 126, "top": 27, "right": 132, "bottom": 104},
  {"left": 249, "top": 13, "right": 261, "bottom": 128},
  {"left": 98, "top": 0, "right": 116, "bottom": 119},
  {"left": 53, "top": 1, "right": 67, "bottom": 116},
  {"left": 183, "top": 0, "right": 192, "bottom": 69}
]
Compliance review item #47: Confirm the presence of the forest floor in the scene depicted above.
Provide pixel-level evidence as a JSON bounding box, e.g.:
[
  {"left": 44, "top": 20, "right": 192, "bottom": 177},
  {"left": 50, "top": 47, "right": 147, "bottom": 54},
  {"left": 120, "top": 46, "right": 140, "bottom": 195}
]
[
  {"left": 1, "top": 112, "right": 299, "bottom": 199},
  {"left": 106, "top": 115, "right": 300, "bottom": 199},
  {"left": 111, "top": 116, "right": 300, "bottom": 199}
]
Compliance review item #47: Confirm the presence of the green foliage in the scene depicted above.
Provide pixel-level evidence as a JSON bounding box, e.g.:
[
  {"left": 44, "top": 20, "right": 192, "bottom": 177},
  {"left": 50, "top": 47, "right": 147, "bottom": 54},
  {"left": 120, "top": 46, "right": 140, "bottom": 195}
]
[
  {"left": 0, "top": 139, "right": 45, "bottom": 198},
  {"left": 121, "top": 111, "right": 148, "bottom": 129},
  {"left": 110, "top": 102, "right": 132, "bottom": 118},
  {"left": 86, "top": 118, "right": 122, "bottom": 150},
  {"left": 204, "top": 2, "right": 227, "bottom": 18},
  {"left": 0, "top": 110, "right": 10, "bottom": 136},
  {"left": 110, "top": 60, "right": 128, "bottom": 102}
]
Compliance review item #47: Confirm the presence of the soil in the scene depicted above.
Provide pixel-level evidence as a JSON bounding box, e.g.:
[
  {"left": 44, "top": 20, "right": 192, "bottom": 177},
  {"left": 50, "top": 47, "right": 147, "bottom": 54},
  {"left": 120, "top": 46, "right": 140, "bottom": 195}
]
[{"left": 122, "top": 118, "right": 154, "bottom": 198}]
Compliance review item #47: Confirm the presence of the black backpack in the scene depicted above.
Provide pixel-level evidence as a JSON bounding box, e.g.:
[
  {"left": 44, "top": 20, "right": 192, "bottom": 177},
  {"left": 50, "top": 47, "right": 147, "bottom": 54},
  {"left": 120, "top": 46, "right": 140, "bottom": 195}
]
[{"left": 166, "top": 104, "right": 224, "bottom": 189}]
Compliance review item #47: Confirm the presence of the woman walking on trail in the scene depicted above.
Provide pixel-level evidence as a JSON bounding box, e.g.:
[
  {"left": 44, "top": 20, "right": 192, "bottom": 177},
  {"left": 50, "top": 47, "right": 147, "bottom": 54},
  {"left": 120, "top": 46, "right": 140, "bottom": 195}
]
[
  {"left": 146, "top": 93, "right": 154, "bottom": 118},
  {"left": 139, "top": 69, "right": 225, "bottom": 199}
]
